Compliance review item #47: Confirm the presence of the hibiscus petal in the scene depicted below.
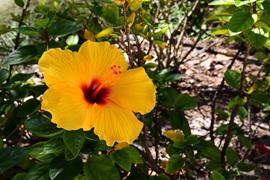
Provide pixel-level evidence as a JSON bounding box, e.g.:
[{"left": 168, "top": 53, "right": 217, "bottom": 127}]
[
  {"left": 39, "top": 48, "right": 86, "bottom": 86},
  {"left": 41, "top": 84, "right": 94, "bottom": 130},
  {"left": 92, "top": 103, "right": 143, "bottom": 146},
  {"left": 78, "top": 41, "right": 128, "bottom": 77},
  {"left": 109, "top": 67, "right": 156, "bottom": 114}
]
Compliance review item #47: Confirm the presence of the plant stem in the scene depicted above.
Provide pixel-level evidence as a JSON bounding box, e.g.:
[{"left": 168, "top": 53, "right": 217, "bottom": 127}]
[{"left": 220, "top": 44, "right": 250, "bottom": 164}]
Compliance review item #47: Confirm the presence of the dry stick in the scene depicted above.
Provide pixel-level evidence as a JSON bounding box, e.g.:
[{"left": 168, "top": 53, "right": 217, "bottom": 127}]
[
  {"left": 14, "top": 0, "right": 31, "bottom": 49},
  {"left": 177, "top": 29, "right": 206, "bottom": 66},
  {"left": 7, "top": 0, "right": 31, "bottom": 83},
  {"left": 220, "top": 44, "right": 251, "bottom": 164},
  {"left": 122, "top": 4, "right": 134, "bottom": 67},
  {"left": 210, "top": 49, "right": 241, "bottom": 142}
]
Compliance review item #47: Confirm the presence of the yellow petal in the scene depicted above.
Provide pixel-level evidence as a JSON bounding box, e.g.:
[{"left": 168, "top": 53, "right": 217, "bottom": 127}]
[
  {"left": 41, "top": 84, "right": 94, "bottom": 130},
  {"left": 92, "top": 102, "right": 143, "bottom": 146},
  {"left": 114, "top": 142, "right": 129, "bottom": 150},
  {"left": 38, "top": 48, "right": 89, "bottom": 86},
  {"left": 78, "top": 41, "right": 128, "bottom": 78},
  {"left": 109, "top": 67, "right": 156, "bottom": 114}
]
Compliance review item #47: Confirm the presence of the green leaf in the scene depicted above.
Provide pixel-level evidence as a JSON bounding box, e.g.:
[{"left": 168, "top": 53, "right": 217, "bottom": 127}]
[
  {"left": 14, "top": 0, "right": 25, "bottom": 7},
  {"left": 12, "top": 173, "right": 27, "bottom": 180},
  {"left": 168, "top": 111, "right": 191, "bottom": 135},
  {"left": 10, "top": 73, "right": 33, "bottom": 82},
  {"left": 49, "top": 156, "right": 82, "bottom": 180},
  {"left": 245, "top": 29, "right": 268, "bottom": 48},
  {"left": 0, "top": 147, "right": 27, "bottom": 173},
  {"left": 109, "top": 146, "right": 143, "bottom": 171},
  {"left": 234, "top": 0, "right": 256, "bottom": 7},
  {"left": 237, "top": 162, "right": 256, "bottom": 172},
  {"left": 28, "top": 138, "right": 65, "bottom": 162},
  {"left": 209, "top": 0, "right": 234, "bottom": 5},
  {"left": 48, "top": 19, "right": 83, "bottom": 37},
  {"left": 84, "top": 155, "right": 120, "bottom": 180},
  {"left": 226, "top": 148, "right": 238, "bottom": 166},
  {"left": 24, "top": 115, "right": 63, "bottom": 138},
  {"left": 263, "top": 0, "right": 270, "bottom": 14},
  {"left": 165, "top": 154, "right": 184, "bottom": 174},
  {"left": 24, "top": 163, "right": 50, "bottom": 180},
  {"left": 196, "top": 140, "right": 221, "bottom": 161},
  {"left": 251, "top": 91, "right": 270, "bottom": 104},
  {"left": 175, "top": 94, "right": 197, "bottom": 110},
  {"left": 2, "top": 45, "right": 38, "bottom": 65},
  {"left": 0, "top": 69, "right": 9, "bottom": 84},
  {"left": 16, "top": 98, "right": 40, "bottom": 117},
  {"left": 224, "top": 70, "right": 241, "bottom": 89},
  {"left": 228, "top": 11, "right": 254, "bottom": 32},
  {"left": 102, "top": 4, "right": 120, "bottom": 25},
  {"left": 13, "top": 27, "right": 39, "bottom": 36},
  {"left": 63, "top": 130, "right": 85, "bottom": 160},
  {"left": 210, "top": 171, "right": 225, "bottom": 180}
]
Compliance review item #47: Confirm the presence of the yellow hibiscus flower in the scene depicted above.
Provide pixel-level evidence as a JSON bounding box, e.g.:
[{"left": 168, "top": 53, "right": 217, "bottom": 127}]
[{"left": 39, "top": 41, "right": 156, "bottom": 146}]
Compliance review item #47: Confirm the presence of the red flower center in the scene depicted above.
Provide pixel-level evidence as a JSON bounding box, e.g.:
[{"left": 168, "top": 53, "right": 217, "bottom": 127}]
[{"left": 81, "top": 79, "right": 110, "bottom": 105}]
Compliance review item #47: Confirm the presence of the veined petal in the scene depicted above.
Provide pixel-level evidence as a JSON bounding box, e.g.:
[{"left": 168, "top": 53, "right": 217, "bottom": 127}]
[
  {"left": 109, "top": 67, "right": 156, "bottom": 114},
  {"left": 92, "top": 103, "right": 143, "bottom": 146},
  {"left": 78, "top": 41, "right": 128, "bottom": 78},
  {"left": 41, "top": 83, "right": 94, "bottom": 130},
  {"left": 38, "top": 48, "right": 90, "bottom": 86}
]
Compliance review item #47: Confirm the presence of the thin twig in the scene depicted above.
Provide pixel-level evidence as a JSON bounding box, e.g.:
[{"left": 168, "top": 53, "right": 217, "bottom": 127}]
[
  {"left": 210, "top": 49, "right": 241, "bottom": 142},
  {"left": 221, "top": 44, "right": 251, "bottom": 164}
]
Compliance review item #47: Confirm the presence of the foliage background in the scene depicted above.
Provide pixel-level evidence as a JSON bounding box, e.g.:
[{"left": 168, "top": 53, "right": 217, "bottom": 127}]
[{"left": 0, "top": 0, "right": 270, "bottom": 179}]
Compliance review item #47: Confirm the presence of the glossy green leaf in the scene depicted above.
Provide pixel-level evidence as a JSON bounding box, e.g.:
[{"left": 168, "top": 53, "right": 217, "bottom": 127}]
[
  {"left": 16, "top": 98, "right": 40, "bottom": 117},
  {"left": 63, "top": 129, "right": 85, "bottom": 160},
  {"left": 49, "top": 156, "right": 82, "bottom": 180},
  {"left": 84, "top": 155, "right": 120, "bottom": 180},
  {"left": 48, "top": 19, "right": 83, "bottom": 37},
  {"left": 196, "top": 140, "right": 221, "bottom": 160},
  {"left": 102, "top": 4, "right": 120, "bottom": 25},
  {"left": 165, "top": 154, "right": 184, "bottom": 174},
  {"left": 2, "top": 45, "right": 38, "bottom": 65},
  {"left": 175, "top": 94, "right": 197, "bottom": 110},
  {"left": 234, "top": 0, "right": 256, "bottom": 7},
  {"left": 224, "top": 70, "right": 241, "bottom": 89},
  {"left": 228, "top": 11, "right": 254, "bottom": 32},
  {"left": 109, "top": 146, "right": 143, "bottom": 171},
  {"left": 14, "top": 0, "right": 25, "bottom": 7},
  {"left": 13, "top": 27, "right": 39, "bottom": 36},
  {"left": 246, "top": 30, "right": 268, "bottom": 48},
  {"left": 10, "top": 73, "right": 33, "bottom": 82},
  {"left": 237, "top": 162, "right": 256, "bottom": 172},
  {"left": 28, "top": 138, "right": 65, "bottom": 162},
  {"left": 168, "top": 111, "right": 191, "bottom": 135},
  {"left": 263, "top": 0, "right": 270, "bottom": 14},
  {"left": 210, "top": 171, "right": 225, "bottom": 180},
  {"left": 12, "top": 173, "right": 27, "bottom": 180},
  {"left": 24, "top": 115, "right": 63, "bottom": 138},
  {"left": 226, "top": 148, "right": 238, "bottom": 166},
  {"left": 24, "top": 163, "right": 50, "bottom": 180},
  {"left": 0, "top": 69, "right": 9, "bottom": 84},
  {"left": 0, "top": 147, "right": 27, "bottom": 173},
  {"left": 209, "top": 0, "right": 234, "bottom": 5}
]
